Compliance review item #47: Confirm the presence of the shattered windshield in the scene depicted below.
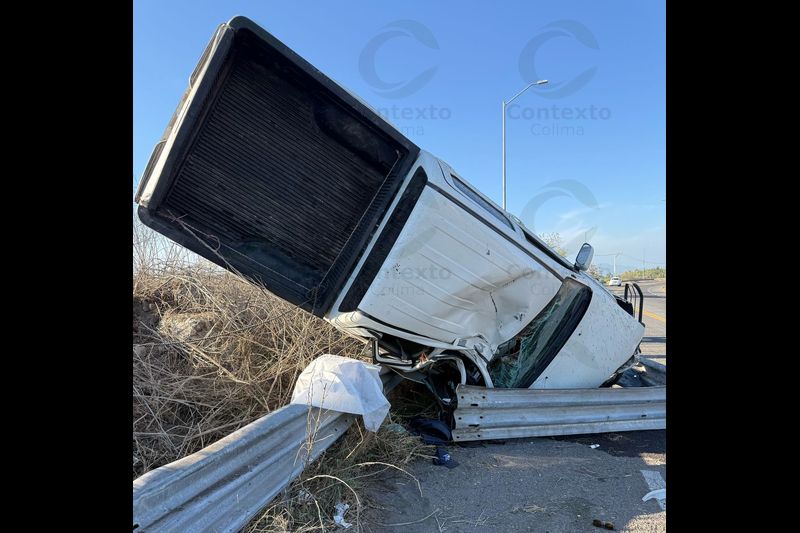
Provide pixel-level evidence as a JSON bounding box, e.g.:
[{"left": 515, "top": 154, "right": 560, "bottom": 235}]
[{"left": 489, "top": 278, "right": 592, "bottom": 388}]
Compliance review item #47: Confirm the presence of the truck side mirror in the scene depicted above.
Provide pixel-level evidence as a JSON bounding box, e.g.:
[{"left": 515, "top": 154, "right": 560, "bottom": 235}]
[{"left": 574, "top": 243, "right": 594, "bottom": 271}]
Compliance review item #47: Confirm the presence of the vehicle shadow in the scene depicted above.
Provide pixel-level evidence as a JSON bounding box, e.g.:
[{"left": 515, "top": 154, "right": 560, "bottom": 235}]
[{"left": 553, "top": 429, "right": 666, "bottom": 457}]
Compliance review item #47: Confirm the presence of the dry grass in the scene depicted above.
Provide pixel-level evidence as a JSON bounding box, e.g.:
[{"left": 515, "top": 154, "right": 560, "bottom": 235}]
[
  {"left": 132, "top": 220, "right": 435, "bottom": 531},
  {"left": 246, "top": 411, "right": 434, "bottom": 532}
]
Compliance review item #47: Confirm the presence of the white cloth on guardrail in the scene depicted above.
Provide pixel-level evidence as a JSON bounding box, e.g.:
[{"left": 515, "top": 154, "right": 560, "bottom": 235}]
[{"left": 290, "top": 354, "right": 390, "bottom": 432}]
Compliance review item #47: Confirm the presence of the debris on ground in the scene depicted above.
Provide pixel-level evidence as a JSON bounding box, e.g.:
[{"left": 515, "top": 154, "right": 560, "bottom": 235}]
[
  {"left": 385, "top": 423, "right": 408, "bottom": 434},
  {"left": 290, "top": 354, "right": 390, "bottom": 431},
  {"left": 512, "top": 504, "right": 548, "bottom": 514},
  {"left": 432, "top": 446, "right": 459, "bottom": 469},
  {"left": 333, "top": 502, "right": 352, "bottom": 529},
  {"left": 408, "top": 417, "right": 452, "bottom": 445},
  {"left": 592, "top": 518, "right": 615, "bottom": 530},
  {"left": 642, "top": 488, "right": 666, "bottom": 502},
  {"left": 296, "top": 489, "right": 314, "bottom": 505},
  {"left": 589, "top": 444, "right": 600, "bottom": 449}
]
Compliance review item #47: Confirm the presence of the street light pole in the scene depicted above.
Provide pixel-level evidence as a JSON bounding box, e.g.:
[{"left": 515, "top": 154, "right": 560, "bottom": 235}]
[
  {"left": 502, "top": 79, "right": 548, "bottom": 210},
  {"left": 595, "top": 252, "right": 623, "bottom": 275},
  {"left": 502, "top": 99, "right": 506, "bottom": 209}
]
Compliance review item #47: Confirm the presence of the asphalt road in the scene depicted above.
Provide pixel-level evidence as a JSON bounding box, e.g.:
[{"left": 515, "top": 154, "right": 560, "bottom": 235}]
[
  {"left": 366, "top": 433, "right": 666, "bottom": 532},
  {"left": 369, "top": 280, "right": 667, "bottom": 532},
  {"left": 608, "top": 280, "right": 666, "bottom": 366}
]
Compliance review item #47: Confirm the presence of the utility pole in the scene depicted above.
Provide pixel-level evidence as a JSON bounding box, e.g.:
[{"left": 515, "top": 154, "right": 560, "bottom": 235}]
[{"left": 595, "top": 252, "right": 622, "bottom": 275}]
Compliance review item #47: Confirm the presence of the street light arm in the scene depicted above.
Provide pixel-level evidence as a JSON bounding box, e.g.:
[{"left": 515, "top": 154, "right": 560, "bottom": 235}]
[{"left": 505, "top": 79, "right": 549, "bottom": 105}]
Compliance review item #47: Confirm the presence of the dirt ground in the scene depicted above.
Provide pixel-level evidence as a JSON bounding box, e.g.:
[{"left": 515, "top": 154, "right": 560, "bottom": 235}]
[{"left": 363, "top": 432, "right": 666, "bottom": 532}]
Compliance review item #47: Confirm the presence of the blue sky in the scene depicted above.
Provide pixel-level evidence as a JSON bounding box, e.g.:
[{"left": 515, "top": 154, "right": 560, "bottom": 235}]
[{"left": 134, "top": 0, "right": 665, "bottom": 274}]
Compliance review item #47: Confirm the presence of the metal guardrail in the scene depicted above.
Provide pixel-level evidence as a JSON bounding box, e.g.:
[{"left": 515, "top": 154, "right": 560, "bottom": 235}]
[
  {"left": 134, "top": 369, "right": 666, "bottom": 529},
  {"left": 133, "top": 370, "right": 402, "bottom": 532},
  {"left": 451, "top": 384, "right": 666, "bottom": 442}
]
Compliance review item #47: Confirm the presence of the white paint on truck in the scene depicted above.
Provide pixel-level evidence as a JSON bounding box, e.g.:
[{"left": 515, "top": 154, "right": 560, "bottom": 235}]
[{"left": 531, "top": 285, "right": 644, "bottom": 388}]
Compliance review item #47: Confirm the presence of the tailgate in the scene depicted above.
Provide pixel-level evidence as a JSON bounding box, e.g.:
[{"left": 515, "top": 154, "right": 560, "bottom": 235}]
[{"left": 135, "top": 16, "right": 419, "bottom": 316}]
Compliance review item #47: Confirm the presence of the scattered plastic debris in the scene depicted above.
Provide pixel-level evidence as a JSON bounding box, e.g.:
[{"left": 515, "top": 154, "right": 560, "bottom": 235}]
[
  {"left": 385, "top": 423, "right": 408, "bottom": 434},
  {"left": 408, "top": 417, "right": 452, "bottom": 445},
  {"left": 589, "top": 444, "right": 600, "bottom": 449},
  {"left": 592, "top": 518, "right": 615, "bottom": 530},
  {"left": 640, "top": 470, "right": 666, "bottom": 510},
  {"left": 333, "top": 502, "right": 352, "bottom": 529},
  {"left": 512, "top": 504, "right": 547, "bottom": 513},
  {"left": 297, "top": 489, "right": 314, "bottom": 505},
  {"left": 290, "top": 354, "right": 390, "bottom": 431},
  {"left": 432, "top": 446, "right": 459, "bottom": 468},
  {"left": 642, "top": 488, "right": 666, "bottom": 502}
]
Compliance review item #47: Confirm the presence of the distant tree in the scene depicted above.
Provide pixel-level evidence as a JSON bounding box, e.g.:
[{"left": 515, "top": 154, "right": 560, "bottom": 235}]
[
  {"left": 587, "top": 264, "right": 603, "bottom": 281},
  {"left": 619, "top": 267, "right": 666, "bottom": 281},
  {"left": 539, "top": 232, "right": 567, "bottom": 257}
]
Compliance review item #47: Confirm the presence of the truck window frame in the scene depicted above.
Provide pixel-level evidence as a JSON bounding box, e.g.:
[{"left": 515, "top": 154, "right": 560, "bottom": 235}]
[{"left": 449, "top": 174, "right": 515, "bottom": 231}]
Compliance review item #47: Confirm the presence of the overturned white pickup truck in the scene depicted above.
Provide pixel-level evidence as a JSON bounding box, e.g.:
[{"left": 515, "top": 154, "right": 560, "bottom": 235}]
[{"left": 136, "top": 16, "right": 644, "bottom": 407}]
